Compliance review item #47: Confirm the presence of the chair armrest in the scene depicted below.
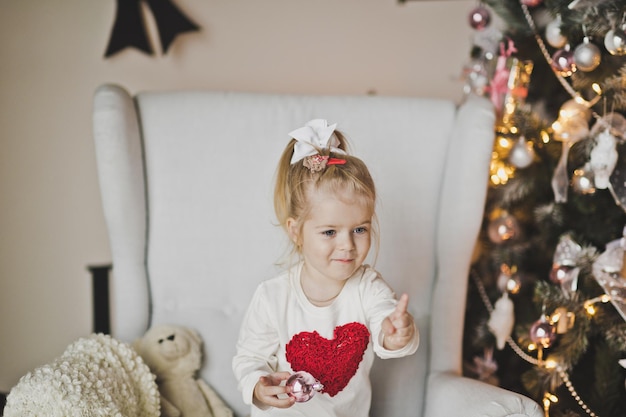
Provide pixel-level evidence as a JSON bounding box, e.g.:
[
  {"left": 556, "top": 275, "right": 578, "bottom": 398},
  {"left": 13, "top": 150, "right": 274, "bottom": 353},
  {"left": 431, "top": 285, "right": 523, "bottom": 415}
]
[
  {"left": 425, "top": 372, "right": 543, "bottom": 417},
  {"left": 93, "top": 84, "right": 150, "bottom": 341}
]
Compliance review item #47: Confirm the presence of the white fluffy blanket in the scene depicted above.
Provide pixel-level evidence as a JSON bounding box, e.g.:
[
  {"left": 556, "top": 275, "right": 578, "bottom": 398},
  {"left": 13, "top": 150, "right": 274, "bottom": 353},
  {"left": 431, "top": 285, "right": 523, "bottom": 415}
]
[{"left": 4, "top": 333, "right": 160, "bottom": 417}]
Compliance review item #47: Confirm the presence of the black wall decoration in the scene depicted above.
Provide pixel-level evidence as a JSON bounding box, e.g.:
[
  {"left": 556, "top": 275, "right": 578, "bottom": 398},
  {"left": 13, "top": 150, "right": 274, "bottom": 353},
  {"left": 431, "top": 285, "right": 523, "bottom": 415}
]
[{"left": 104, "top": 0, "right": 200, "bottom": 58}]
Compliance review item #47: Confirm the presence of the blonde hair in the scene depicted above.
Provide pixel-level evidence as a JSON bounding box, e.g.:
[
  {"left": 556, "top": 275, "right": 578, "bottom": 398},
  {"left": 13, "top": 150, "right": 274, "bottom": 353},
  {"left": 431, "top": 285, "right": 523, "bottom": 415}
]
[{"left": 273, "top": 131, "right": 379, "bottom": 259}]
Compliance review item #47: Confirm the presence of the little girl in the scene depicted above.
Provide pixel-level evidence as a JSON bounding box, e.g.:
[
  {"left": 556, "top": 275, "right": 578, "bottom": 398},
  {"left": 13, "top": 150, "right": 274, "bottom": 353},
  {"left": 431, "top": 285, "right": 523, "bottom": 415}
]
[{"left": 232, "top": 119, "right": 419, "bottom": 416}]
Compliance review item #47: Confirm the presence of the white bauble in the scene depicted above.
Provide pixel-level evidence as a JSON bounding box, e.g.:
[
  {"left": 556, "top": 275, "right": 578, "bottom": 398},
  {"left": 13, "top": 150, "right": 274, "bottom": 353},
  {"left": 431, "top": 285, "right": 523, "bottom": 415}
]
[
  {"left": 546, "top": 16, "right": 567, "bottom": 48},
  {"left": 605, "top": 28, "right": 626, "bottom": 56},
  {"left": 508, "top": 136, "right": 535, "bottom": 168}
]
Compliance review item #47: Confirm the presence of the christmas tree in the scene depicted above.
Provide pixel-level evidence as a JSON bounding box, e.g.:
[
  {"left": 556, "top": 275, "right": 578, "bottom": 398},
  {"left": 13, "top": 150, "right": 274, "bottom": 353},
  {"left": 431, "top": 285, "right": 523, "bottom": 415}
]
[{"left": 461, "top": 1, "right": 626, "bottom": 416}]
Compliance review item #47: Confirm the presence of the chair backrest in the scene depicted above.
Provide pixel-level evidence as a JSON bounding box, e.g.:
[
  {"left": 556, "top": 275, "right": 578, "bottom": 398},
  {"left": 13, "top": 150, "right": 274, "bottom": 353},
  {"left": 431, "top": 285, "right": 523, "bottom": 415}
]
[{"left": 92, "top": 84, "right": 494, "bottom": 417}]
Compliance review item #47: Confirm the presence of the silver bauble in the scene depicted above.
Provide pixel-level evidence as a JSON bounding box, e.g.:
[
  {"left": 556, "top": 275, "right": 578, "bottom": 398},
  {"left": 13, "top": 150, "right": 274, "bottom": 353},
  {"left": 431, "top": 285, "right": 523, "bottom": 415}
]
[
  {"left": 574, "top": 38, "right": 601, "bottom": 72},
  {"left": 546, "top": 16, "right": 567, "bottom": 48},
  {"left": 508, "top": 136, "right": 535, "bottom": 168}
]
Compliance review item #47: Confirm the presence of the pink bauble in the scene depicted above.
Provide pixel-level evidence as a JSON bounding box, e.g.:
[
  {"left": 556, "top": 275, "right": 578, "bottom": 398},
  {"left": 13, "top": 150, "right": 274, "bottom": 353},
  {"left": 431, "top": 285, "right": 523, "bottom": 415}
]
[
  {"left": 551, "top": 48, "right": 576, "bottom": 76},
  {"left": 287, "top": 371, "right": 324, "bottom": 402},
  {"left": 487, "top": 211, "right": 520, "bottom": 243},
  {"left": 529, "top": 318, "right": 556, "bottom": 348},
  {"left": 521, "top": 0, "right": 543, "bottom": 6},
  {"left": 469, "top": 5, "right": 491, "bottom": 30}
]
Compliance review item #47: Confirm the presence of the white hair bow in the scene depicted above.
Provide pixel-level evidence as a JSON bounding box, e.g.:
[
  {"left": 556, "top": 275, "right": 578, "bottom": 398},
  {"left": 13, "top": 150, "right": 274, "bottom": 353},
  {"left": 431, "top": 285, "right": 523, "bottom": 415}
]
[{"left": 289, "top": 119, "right": 346, "bottom": 164}]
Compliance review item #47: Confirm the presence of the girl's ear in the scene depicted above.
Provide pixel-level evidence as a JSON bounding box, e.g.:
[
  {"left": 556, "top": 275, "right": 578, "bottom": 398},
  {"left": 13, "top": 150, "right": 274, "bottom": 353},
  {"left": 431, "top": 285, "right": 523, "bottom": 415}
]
[{"left": 286, "top": 217, "right": 300, "bottom": 244}]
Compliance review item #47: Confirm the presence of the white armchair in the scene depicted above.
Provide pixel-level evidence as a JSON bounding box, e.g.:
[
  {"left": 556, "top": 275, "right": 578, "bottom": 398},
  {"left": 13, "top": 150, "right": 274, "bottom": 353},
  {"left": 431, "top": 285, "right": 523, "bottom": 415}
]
[{"left": 91, "top": 84, "right": 542, "bottom": 417}]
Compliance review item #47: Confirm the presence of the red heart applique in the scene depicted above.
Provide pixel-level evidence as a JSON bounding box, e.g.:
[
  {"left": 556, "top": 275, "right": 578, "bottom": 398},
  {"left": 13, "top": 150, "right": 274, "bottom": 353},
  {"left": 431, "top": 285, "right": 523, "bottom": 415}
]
[{"left": 286, "top": 322, "right": 370, "bottom": 397}]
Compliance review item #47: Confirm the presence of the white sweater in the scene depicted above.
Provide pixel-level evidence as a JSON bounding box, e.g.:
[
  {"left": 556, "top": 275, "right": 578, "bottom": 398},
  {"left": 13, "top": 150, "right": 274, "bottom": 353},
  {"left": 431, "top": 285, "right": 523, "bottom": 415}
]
[{"left": 232, "top": 263, "right": 419, "bottom": 417}]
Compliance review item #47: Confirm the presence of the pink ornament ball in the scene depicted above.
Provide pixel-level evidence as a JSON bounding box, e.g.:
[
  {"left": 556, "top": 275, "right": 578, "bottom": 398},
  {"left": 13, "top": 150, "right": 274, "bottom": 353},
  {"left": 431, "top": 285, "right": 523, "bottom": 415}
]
[
  {"left": 529, "top": 318, "right": 556, "bottom": 348},
  {"left": 469, "top": 5, "right": 491, "bottom": 30},
  {"left": 487, "top": 211, "right": 520, "bottom": 243},
  {"left": 551, "top": 48, "right": 576, "bottom": 77},
  {"left": 287, "top": 371, "right": 324, "bottom": 402}
]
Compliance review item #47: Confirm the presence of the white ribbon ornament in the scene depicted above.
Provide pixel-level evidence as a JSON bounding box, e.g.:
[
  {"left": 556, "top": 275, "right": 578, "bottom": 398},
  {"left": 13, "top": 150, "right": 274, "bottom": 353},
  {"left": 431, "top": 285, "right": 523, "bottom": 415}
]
[
  {"left": 487, "top": 292, "right": 514, "bottom": 350},
  {"left": 592, "top": 227, "right": 626, "bottom": 323},
  {"left": 289, "top": 119, "right": 346, "bottom": 164}
]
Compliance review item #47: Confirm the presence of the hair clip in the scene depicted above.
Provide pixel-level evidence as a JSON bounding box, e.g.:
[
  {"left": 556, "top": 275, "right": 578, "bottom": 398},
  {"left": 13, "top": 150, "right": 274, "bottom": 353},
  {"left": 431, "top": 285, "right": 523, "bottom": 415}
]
[{"left": 302, "top": 155, "right": 347, "bottom": 172}]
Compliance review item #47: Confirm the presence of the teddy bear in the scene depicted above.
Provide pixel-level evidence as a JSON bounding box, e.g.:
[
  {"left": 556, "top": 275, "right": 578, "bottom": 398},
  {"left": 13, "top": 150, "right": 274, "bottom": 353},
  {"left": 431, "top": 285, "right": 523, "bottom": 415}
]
[{"left": 133, "top": 324, "right": 234, "bottom": 417}]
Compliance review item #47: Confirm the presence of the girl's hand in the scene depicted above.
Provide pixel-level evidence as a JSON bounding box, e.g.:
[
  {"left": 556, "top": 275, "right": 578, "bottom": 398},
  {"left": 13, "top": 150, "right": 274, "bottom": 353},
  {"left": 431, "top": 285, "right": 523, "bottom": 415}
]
[
  {"left": 381, "top": 293, "right": 415, "bottom": 350},
  {"left": 253, "top": 372, "right": 296, "bottom": 409}
]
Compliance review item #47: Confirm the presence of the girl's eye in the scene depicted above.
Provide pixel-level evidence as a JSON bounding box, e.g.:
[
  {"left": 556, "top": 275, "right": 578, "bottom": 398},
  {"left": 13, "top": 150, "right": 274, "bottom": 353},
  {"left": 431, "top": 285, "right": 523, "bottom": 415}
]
[
  {"left": 354, "top": 227, "right": 368, "bottom": 234},
  {"left": 323, "top": 230, "right": 336, "bottom": 237}
]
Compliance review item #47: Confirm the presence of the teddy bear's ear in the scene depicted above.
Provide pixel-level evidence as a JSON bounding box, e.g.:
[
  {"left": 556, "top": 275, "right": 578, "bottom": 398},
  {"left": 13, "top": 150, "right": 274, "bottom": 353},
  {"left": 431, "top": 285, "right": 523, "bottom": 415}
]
[{"left": 183, "top": 327, "right": 202, "bottom": 346}]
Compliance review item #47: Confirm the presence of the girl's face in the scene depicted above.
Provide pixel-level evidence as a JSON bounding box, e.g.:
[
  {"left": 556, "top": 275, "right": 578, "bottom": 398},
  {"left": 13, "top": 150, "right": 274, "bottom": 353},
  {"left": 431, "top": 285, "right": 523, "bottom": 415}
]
[{"left": 287, "top": 188, "right": 373, "bottom": 286}]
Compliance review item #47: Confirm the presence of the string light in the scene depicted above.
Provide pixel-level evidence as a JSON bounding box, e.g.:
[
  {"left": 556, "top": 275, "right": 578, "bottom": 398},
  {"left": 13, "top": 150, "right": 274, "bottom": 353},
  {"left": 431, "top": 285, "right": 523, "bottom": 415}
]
[
  {"left": 583, "top": 294, "right": 611, "bottom": 315},
  {"left": 543, "top": 392, "right": 559, "bottom": 417},
  {"left": 543, "top": 359, "right": 558, "bottom": 369},
  {"left": 592, "top": 83, "right": 602, "bottom": 95}
]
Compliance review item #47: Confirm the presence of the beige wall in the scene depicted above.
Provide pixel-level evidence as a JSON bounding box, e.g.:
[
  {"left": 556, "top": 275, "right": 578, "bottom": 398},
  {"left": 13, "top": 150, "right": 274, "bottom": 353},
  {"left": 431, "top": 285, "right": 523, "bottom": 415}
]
[{"left": 0, "top": 0, "right": 475, "bottom": 391}]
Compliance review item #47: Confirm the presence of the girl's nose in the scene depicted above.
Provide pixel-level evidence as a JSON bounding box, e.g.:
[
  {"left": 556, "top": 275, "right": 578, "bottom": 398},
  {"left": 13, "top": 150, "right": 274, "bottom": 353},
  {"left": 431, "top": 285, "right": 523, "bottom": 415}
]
[{"left": 338, "top": 232, "right": 355, "bottom": 250}]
